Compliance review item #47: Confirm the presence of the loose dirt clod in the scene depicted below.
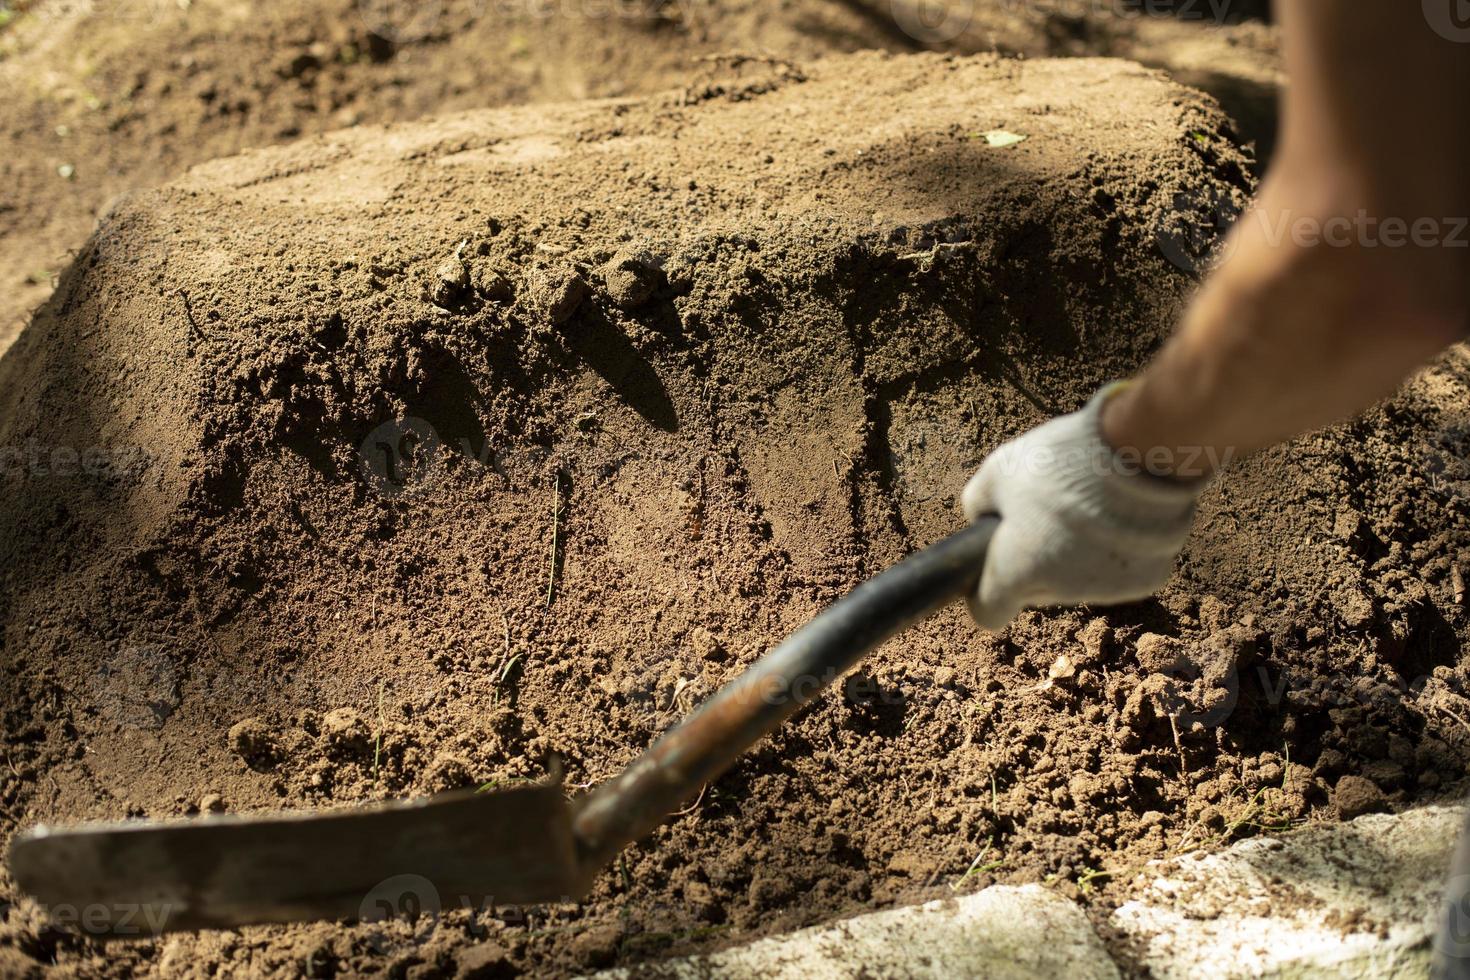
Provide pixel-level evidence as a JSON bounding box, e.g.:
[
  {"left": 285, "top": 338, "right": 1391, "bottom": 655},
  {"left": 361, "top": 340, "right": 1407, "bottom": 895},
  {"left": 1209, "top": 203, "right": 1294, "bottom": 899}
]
[
  {"left": 1136, "top": 632, "right": 1184, "bottom": 673},
  {"left": 472, "top": 261, "right": 514, "bottom": 303},
  {"left": 602, "top": 247, "right": 664, "bottom": 309},
  {"left": 1333, "top": 775, "right": 1389, "bottom": 820},
  {"left": 527, "top": 266, "right": 587, "bottom": 326},
  {"left": 419, "top": 751, "right": 476, "bottom": 793},
  {"left": 429, "top": 247, "right": 471, "bottom": 308},
  {"left": 687, "top": 625, "right": 727, "bottom": 663},
  {"left": 228, "top": 717, "right": 280, "bottom": 768},
  {"left": 456, "top": 941, "right": 513, "bottom": 979},
  {"left": 321, "top": 708, "right": 372, "bottom": 758}
]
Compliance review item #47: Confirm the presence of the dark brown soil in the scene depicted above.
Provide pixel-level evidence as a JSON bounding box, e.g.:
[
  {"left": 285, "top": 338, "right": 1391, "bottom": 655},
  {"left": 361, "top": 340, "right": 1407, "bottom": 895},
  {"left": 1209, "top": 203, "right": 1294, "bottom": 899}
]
[
  {"left": 6, "top": 41, "right": 1470, "bottom": 978},
  {"left": 0, "top": 0, "right": 1281, "bottom": 358}
]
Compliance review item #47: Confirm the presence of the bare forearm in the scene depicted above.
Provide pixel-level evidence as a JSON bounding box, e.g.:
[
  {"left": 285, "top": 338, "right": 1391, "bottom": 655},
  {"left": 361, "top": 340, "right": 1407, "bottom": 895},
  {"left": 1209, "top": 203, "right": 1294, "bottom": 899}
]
[
  {"left": 1103, "top": 1, "right": 1470, "bottom": 476},
  {"left": 1103, "top": 179, "right": 1466, "bottom": 471}
]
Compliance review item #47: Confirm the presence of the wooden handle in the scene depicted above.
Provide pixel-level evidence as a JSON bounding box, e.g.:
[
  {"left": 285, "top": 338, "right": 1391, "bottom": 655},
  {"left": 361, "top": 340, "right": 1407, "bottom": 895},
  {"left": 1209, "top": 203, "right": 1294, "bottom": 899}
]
[{"left": 571, "top": 519, "right": 998, "bottom": 867}]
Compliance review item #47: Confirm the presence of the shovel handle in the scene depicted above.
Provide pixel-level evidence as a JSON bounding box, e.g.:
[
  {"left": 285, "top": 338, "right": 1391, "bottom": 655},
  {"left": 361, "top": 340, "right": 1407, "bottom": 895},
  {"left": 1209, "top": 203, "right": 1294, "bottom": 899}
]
[{"left": 572, "top": 518, "right": 998, "bottom": 868}]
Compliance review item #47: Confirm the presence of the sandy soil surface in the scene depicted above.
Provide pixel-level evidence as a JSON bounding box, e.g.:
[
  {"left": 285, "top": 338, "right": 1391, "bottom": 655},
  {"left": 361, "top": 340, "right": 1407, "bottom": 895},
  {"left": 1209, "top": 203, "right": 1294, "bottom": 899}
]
[
  {"left": 0, "top": 0, "right": 1281, "bottom": 357},
  {"left": 5, "top": 25, "right": 1470, "bottom": 975}
]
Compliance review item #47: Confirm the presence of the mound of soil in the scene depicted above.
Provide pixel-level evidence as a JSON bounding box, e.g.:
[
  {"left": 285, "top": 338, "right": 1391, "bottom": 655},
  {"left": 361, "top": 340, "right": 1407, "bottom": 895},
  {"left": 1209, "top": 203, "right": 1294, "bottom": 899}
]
[
  {"left": 5, "top": 48, "right": 1463, "bottom": 979},
  {"left": 0, "top": 0, "right": 1281, "bottom": 356}
]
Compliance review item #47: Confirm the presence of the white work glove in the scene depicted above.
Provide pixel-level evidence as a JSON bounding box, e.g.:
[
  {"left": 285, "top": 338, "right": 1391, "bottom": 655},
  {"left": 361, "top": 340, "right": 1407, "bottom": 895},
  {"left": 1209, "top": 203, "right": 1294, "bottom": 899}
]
[{"left": 960, "top": 384, "right": 1206, "bottom": 630}]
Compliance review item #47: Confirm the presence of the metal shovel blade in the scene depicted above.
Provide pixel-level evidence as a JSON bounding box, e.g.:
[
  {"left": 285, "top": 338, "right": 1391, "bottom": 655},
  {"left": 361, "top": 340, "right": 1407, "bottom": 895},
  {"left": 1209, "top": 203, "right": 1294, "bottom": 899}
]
[{"left": 8, "top": 783, "right": 587, "bottom": 935}]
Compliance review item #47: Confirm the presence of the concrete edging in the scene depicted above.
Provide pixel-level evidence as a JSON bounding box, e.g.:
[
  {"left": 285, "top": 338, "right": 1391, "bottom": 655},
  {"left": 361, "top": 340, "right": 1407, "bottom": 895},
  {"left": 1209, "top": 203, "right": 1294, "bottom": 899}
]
[
  {"left": 593, "top": 804, "right": 1464, "bottom": 979},
  {"left": 591, "top": 884, "right": 1118, "bottom": 979}
]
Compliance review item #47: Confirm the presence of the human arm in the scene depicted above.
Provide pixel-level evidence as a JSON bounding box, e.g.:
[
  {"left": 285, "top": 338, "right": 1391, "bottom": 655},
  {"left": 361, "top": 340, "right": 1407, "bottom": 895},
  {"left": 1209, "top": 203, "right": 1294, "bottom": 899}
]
[
  {"left": 963, "top": 1, "right": 1470, "bottom": 629},
  {"left": 1101, "top": 0, "right": 1470, "bottom": 469}
]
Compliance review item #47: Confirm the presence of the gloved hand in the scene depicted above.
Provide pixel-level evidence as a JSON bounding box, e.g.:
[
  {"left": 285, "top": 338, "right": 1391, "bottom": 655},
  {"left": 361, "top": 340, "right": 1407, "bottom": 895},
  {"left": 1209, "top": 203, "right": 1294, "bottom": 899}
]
[{"left": 960, "top": 384, "right": 1207, "bottom": 630}]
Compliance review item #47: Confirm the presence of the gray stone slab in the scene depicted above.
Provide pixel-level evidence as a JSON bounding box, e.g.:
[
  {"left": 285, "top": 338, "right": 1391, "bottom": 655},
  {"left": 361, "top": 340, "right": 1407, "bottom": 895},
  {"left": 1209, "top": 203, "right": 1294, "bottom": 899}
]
[
  {"left": 592, "top": 884, "right": 1120, "bottom": 980},
  {"left": 1111, "top": 803, "right": 1465, "bottom": 978},
  {"left": 595, "top": 805, "right": 1466, "bottom": 978}
]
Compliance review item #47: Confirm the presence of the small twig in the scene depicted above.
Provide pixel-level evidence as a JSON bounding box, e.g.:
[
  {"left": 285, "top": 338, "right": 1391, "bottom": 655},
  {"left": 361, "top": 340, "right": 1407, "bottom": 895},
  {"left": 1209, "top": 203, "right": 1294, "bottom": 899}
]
[
  {"left": 1436, "top": 702, "right": 1470, "bottom": 734},
  {"left": 951, "top": 851, "right": 988, "bottom": 890},
  {"left": 177, "top": 288, "right": 201, "bottom": 338},
  {"left": 1168, "top": 711, "right": 1187, "bottom": 774},
  {"left": 951, "top": 838, "right": 1002, "bottom": 892},
  {"left": 675, "top": 784, "right": 708, "bottom": 817},
  {"left": 477, "top": 776, "right": 539, "bottom": 794},
  {"left": 1077, "top": 866, "right": 1118, "bottom": 893},
  {"left": 896, "top": 240, "right": 976, "bottom": 266},
  {"left": 499, "top": 653, "right": 524, "bottom": 687},
  {"left": 619, "top": 854, "right": 634, "bottom": 892},
  {"left": 546, "top": 471, "right": 562, "bottom": 607},
  {"left": 372, "top": 679, "right": 386, "bottom": 782}
]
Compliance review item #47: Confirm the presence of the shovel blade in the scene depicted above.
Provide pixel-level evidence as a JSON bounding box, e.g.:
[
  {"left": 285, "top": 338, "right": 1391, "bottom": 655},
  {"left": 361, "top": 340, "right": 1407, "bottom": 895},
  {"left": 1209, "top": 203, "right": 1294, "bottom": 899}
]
[{"left": 9, "top": 783, "right": 588, "bottom": 936}]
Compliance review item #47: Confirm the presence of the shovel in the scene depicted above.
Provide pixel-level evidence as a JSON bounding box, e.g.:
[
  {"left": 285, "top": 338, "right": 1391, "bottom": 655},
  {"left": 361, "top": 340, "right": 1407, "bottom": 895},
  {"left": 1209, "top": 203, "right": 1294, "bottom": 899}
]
[{"left": 9, "top": 519, "right": 996, "bottom": 934}]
